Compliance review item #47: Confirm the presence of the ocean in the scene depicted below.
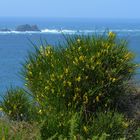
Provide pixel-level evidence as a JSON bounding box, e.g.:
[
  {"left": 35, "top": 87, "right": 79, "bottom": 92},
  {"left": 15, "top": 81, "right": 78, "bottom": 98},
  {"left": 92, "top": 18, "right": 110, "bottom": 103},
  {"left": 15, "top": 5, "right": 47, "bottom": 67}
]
[{"left": 0, "top": 17, "right": 140, "bottom": 94}]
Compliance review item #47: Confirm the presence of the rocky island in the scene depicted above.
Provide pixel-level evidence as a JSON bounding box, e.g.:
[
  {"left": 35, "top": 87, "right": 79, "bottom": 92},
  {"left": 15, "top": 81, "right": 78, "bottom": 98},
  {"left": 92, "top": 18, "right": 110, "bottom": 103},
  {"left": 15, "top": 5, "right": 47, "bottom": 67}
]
[
  {"left": 15, "top": 24, "right": 40, "bottom": 31},
  {"left": 0, "top": 28, "right": 11, "bottom": 32}
]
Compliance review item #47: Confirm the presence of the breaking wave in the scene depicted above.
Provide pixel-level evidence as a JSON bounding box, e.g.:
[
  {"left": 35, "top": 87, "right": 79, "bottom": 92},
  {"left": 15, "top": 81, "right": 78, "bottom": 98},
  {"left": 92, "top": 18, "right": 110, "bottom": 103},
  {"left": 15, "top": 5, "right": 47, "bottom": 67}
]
[{"left": 0, "top": 28, "right": 140, "bottom": 35}]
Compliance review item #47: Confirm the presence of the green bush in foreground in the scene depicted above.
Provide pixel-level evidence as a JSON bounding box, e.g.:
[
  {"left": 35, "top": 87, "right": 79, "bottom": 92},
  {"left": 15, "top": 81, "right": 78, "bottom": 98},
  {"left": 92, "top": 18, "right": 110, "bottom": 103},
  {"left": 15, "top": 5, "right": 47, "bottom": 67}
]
[
  {"left": 0, "top": 87, "right": 31, "bottom": 121},
  {"left": 0, "top": 32, "right": 138, "bottom": 139},
  {"left": 40, "top": 110, "right": 127, "bottom": 140},
  {"left": 23, "top": 32, "right": 136, "bottom": 115}
]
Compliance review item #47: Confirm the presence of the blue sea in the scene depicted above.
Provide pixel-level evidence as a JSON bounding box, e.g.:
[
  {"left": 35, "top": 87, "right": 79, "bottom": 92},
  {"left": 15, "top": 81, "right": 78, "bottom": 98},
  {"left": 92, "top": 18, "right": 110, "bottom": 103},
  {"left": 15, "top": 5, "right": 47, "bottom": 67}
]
[{"left": 0, "top": 17, "right": 140, "bottom": 94}]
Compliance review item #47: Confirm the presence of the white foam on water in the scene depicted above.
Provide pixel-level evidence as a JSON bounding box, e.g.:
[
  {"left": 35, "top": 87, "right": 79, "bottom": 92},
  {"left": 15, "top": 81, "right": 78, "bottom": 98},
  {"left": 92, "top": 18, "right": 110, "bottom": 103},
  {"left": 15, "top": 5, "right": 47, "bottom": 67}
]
[{"left": 0, "top": 28, "right": 140, "bottom": 35}]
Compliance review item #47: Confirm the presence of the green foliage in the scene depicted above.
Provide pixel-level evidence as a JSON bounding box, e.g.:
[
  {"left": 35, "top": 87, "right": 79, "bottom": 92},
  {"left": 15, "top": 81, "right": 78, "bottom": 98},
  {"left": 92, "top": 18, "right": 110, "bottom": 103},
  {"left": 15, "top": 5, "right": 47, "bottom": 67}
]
[
  {"left": 0, "top": 32, "right": 137, "bottom": 139},
  {"left": 89, "top": 111, "right": 128, "bottom": 140},
  {"left": 40, "top": 110, "right": 127, "bottom": 140},
  {"left": 23, "top": 32, "right": 136, "bottom": 115},
  {"left": 40, "top": 111, "right": 81, "bottom": 140},
  {"left": 0, "top": 87, "right": 31, "bottom": 121},
  {"left": 134, "top": 127, "right": 140, "bottom": 140}
]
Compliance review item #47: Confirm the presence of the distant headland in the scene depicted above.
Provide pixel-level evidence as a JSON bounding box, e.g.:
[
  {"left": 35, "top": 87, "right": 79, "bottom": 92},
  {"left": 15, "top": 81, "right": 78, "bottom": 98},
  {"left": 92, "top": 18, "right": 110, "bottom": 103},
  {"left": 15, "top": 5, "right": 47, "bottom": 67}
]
[{"left": 0, "top": 24, "right": 40, "bottom": 32}]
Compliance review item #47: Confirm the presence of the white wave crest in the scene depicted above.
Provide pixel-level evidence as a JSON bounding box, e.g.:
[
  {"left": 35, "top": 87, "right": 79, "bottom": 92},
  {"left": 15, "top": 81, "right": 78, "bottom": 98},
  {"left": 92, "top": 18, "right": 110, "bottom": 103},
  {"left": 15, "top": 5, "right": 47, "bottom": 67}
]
[
  {"left": 0, "top": 28, "right": 140, "bottom": 35},
  {"left": 41, "top": 29, "right": 77, "bottom": 34}
]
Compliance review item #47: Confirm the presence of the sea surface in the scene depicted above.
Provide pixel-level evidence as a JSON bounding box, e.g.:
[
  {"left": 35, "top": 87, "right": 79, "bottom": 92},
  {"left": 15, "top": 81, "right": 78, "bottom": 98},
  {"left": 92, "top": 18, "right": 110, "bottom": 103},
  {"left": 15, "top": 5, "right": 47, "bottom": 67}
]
[{"left": 0, "top": 17, "right": 140, "bottom": 94}]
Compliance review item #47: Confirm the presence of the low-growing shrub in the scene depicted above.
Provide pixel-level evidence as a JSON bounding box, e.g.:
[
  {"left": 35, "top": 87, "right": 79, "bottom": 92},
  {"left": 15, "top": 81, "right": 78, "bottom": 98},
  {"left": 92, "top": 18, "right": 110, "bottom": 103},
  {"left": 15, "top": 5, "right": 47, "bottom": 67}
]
[
  {"left": 89, "top": 111, "right": 128, "bottom": 140},
  {"left": 23, "top": 32, "right": 136, "bottom": 115},
  {"left": 0, "top": 87, "right": 31, "bottom": 121},
  {"left": 134, "top": 127, "right": 140, "bottom": 140},
  {"left": 40, "top": 110, "right": 127, "bottom": 140},
  {"left": 40, "top": 111, "right": 82, "bottom": 140}
]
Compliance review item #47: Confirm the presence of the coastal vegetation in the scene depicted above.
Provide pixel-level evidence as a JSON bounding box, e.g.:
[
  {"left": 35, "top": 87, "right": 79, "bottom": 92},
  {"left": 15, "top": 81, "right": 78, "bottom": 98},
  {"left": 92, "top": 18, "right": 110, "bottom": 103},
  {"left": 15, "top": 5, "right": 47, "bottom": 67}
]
[{"left": 0, "top": 32, "right": 140, "bottom": 139}]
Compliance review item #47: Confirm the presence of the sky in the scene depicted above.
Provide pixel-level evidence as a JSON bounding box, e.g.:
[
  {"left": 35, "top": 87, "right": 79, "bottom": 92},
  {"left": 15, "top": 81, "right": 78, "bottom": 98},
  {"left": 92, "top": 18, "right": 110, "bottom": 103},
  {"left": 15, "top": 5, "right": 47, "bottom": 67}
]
[{"left": 0, "top": 0, "right": 140, "bottom": 18}]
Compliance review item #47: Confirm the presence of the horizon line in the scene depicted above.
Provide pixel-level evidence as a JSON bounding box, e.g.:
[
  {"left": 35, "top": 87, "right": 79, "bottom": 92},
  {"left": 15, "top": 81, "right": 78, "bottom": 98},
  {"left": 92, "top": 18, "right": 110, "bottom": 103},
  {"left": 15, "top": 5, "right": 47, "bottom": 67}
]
[{"left": 0, "top": 16, "right": 140, "bottom": 20}]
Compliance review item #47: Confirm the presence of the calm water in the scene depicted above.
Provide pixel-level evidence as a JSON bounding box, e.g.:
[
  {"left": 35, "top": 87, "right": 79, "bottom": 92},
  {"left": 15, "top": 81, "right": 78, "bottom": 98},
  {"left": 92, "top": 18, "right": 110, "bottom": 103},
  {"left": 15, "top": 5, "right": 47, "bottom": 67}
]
[{"left": 0, "top": 17, "right": 140, "bottom": 94}]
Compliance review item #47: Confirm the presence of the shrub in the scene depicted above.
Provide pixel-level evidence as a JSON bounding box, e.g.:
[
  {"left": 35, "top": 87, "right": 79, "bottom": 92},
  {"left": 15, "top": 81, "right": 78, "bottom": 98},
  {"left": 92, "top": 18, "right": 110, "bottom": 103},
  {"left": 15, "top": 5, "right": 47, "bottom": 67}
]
[
  {"left": 88, "top": 111, "right": 128, "bottom": 140},
  {"left": 40, "top": 111, "right": 81, "bottom": 140},
  {"left": 134, "top": 127, "right": 140, "bottom": 140},
  {"left": 40, "top": 110, "right": 127, "bottom": 140},
  {"left": 23, "top": 32, "right": 136, "bottom": 115},
  {"left": 0, "top": 87, "right": 31, "bottom": 121}
]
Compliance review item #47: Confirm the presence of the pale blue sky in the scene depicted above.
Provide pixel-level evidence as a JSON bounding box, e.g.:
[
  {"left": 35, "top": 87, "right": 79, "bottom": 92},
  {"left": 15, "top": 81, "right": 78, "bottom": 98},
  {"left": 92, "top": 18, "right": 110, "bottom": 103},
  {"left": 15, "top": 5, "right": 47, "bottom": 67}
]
[{"left": 0, "top": 0, "right": 140, "bottom": 18}]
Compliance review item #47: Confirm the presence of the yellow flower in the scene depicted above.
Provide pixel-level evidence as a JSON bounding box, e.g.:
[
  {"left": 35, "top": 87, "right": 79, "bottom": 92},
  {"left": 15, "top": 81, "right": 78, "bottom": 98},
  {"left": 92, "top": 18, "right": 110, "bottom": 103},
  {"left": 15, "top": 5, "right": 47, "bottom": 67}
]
[
  {"left": 96, "top": 96, "right": 99, "bottom": 102},
  {"left": 110, "top": 77, "right": 116, "bottom": 83},
  {"left": 60, "top": 74, "right": 63, "bottom": 79},
  {"left": 63, "top": 81, "right": 67, "bottom": 86},
  {"left": 13, "top": 105, "right": 16, "bottom": 110},
  {"left": 128, "top": 69, "right": 133, "bottom": 73},
  {"left": 45, "top": 86, "right": 49, "bottom": 90},
  {"left": 2, "top": 136, "right": 5, "bottom": 140},
  {"left": 75, "top": 57, "right": 78, "bottom": 63},
  {"left": 73, "top": 93, "right": 79, "bottom": 101},
  {"left": 46, "top": 46, "right": 52, "bottom": 50},
  {"left": 77, "top": 38, "right": 81, "bottom": 43},
  {"left": 108, "top": 31, "right": 116, "bottom": 38},
  {"left": 124, "top": 52, "right": 133, "bottom": 60},
  {"left": 122, "top": 122, "right": 129, "bottom": 128},
  {"left": 27, "top": 64, "right": 31, "bottom": 69},
  {"left": 51, "top": 89, "right": 55, "bottom": 93},
  {"left": 91, "top": 66, "right": 95, "bottom": 70},
  {"left": 83, "top": 95, "right": 88, "bottom": 104},
  {"left": 90, "top": 56, "right": 95, "bottom": 61},
  {"left": 106, "top": 45, "right": 111, "bottom": 49},
  {"left": 38, "top": 109, "right": 42, "bottom": 114},
  {"left": 97, "top": 52, "right": 100, "bottom": 57},
  {"left": 8, "top": 110, "right": 12, "bottom": 115},
  {"left": 29, "top": 71, "right": 32, "bottom": 76},
  {"left": 68, "top": 102, "right": 71, "bottom": 106},
  {"left": 83, "top": 126, "right": 88, "bottom": 133},
  {"left": 25, "top": 77, "right": 28, "bottom": 81},
  {"left": 75, "top": 87, "right": 80, "bottom": 92},
  {"left": 96, "top": 61, "right": 101, "bottom": 65},
  {"left": 75, "top": 76, "right": 81, "bottom": 82},
  {"left": 78, "top": 46, "right": 81, "bottom": 51},
  {"left": 79, "top": 55, "right": 85, "bottom": 61},
  {"left": 51, "top": 63, "right": 54, "bottom": 68},
  {"left": 50, "top": 74, "right": 55, "bottom": 81},
  {"left": 67, "top": 81, "right": 72, "bottom": 87},
  {"left": 64, "top": 68, "right": 69, "bottom": 74}
]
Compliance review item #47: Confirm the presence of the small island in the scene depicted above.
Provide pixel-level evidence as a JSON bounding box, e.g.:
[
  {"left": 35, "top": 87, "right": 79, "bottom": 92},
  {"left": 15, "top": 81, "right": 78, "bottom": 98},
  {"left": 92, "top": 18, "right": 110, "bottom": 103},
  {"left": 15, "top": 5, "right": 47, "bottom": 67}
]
[
  {"left": 15, "top": 24, "right": 40, "bottom": 31},
  {"left": 0, "top": 28, "right": 11, "bottom": 32}
]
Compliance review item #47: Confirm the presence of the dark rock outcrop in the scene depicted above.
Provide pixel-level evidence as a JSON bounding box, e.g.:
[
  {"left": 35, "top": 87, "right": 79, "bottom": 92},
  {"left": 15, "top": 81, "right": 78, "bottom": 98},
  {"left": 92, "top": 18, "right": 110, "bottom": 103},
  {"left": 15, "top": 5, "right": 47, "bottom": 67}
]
[
  {"left": 0, "top": 28, "right": 11, "bottom": 32},
  {"left": 15, "top": 24, "right": 40, "bottom": 31}
]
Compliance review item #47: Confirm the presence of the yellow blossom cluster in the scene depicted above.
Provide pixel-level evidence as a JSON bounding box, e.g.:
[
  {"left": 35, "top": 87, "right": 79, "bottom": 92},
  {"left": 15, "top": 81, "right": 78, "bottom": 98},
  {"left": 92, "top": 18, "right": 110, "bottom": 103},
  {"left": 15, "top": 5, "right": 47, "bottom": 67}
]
[{"left": 108, "top": 31, "right": 116, "bottom": 38}]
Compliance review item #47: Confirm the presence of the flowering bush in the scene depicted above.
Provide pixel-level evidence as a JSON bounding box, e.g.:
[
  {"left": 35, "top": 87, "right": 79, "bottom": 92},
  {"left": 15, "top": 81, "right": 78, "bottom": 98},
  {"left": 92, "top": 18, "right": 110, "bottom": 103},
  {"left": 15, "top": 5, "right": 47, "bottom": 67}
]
[
  {"left": 0, "top": 88, "right": 31, "bottom": 121},
  {"left": 23, "top": 32, "right": 136, "bottom": 114}
]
